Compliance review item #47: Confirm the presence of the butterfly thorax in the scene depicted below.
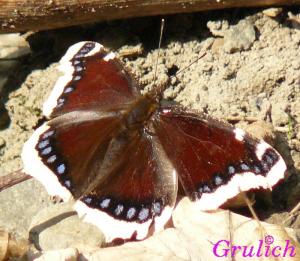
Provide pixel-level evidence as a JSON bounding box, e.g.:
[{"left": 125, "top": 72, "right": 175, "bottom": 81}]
[{"left": 124, "top": 95, "right": 158, "bottom": 130}]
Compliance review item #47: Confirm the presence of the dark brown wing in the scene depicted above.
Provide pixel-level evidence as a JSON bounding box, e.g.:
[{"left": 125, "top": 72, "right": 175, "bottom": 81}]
[
  {"left": 43, "top": 41, "right": 140, "bottom": 118},
  {"left": 74, "top": 129, "right": 177, "bottom": 242},
  {"left": 153, "top": 106, "right": 286, "bottom": 210},
  {"left": 22, "top": 41, "right": 178, "bottom": 243},
  {"left": 22, "top": 111, "right": 177, "bottom": 242},
  {"left": 22, "top": 110, "right": 121, "bottom": 202}
]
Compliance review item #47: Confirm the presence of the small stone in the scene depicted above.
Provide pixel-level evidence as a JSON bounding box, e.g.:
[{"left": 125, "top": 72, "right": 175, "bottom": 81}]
[
  {"left": 30, "top": 248, "right": 79, "bottom": 261},
  {"left": 170, "top": 76, "right": 177, "bottom": 85},
  {"left": 0, "top": 33, "right": 31, "bottom": 59},
  {"left": 263, "top": 8, "right": 283, "bottom": 18},
  {"left": 211, "top": 38, "right": 224, "bottom": 54},
  {"left": 207, "top": 20, "right": 229, "bottom": 37},
  {"left": 0, "top": 136, "right": 6, "bottom": 148},
  {"left": 0, "top": 179, "right": 51, "bottom": 238},
  {"left": 223, "top": 20, "right": 256, "bottom": 53},
  {"left": 29, "top": 202, "right": 104, "bottom": 251},
  {"left": 271, "top": 106, "right": 290, "bottom": 128},
  {"left": 244, "top": 121, "right": 276, "bottom": 146}
]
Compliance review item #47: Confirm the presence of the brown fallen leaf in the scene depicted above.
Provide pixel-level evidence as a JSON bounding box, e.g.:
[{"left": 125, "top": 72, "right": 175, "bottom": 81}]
[
  {"left": 0, "top": 228, "right": 8, "bottom": 261},
  {"left": 73, "top": 198, "right": 299, "bottom": 260},
  {"left": 0, "top": 227, "right": 29, "bottom": 260}
]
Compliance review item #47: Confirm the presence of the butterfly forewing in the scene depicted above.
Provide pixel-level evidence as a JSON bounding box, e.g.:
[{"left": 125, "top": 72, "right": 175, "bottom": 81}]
[
  {"left": 153, "top": 107, "right": 286, "bottom": 210},
  {"left": 43, "top": 41, "right": 140, "bottom": 118}
]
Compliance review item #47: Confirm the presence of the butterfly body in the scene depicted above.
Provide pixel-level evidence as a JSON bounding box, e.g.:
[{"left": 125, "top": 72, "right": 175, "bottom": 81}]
[
  {"left": 22, "top": 41, "right": 286, "bottom": 242},
  {"left": 123, "top": 94, "right": 158, "bottom": 130}
]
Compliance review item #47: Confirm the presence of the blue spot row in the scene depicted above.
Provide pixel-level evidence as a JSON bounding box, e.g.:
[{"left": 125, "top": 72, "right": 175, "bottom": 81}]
[
  {"left": 82, "top": 196, "right": 164, "bottom": 223},
  {"left": 37, "top": 128, "right": 71, "bottom": 190},
  {"left": 195, "top": 148, "right": 279, "bottom": 200},
  {"left": 55, "top": 42, "right": 95, "bottom": 111}
]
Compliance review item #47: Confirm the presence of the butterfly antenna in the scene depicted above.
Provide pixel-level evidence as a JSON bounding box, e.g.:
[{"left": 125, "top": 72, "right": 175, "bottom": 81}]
[
  {"left": 153, "top": 18, "right": 165, "bottom": 88},
  {"left": 174, "top": 52, "right": 207, "bottom": 77}
]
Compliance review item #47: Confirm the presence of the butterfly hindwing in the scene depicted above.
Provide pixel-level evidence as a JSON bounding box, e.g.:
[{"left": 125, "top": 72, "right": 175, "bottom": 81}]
[
  {"left": 74, "top": 129, "right": 177, "bottom": 242},
  {"left": 153, "top": 106, "right": 286, "bottom": 210}
]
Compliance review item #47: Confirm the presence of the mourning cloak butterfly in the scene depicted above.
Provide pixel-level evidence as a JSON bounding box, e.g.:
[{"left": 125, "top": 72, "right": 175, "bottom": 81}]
[{"left": 21, "top": 42, "right": 286, "bottom": 242}]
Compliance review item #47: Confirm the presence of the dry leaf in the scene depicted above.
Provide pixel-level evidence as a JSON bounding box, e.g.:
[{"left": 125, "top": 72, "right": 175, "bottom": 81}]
[
  {"left": 0, "top": 228, "right": 8, "bottom": 261},
  {"left": 77, "top": 198, "right": 299, "bottom": 260},
  {"left": 172, "top": 198, "right": 299, "bottom": 260},
  {"left": 0, "top": 227, "right": 29, "bottom": 260}
]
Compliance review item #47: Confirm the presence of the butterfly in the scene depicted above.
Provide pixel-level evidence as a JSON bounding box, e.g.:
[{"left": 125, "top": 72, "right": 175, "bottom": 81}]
[{"left": 21, "top": 41, "right": 286, "bottom": 243}]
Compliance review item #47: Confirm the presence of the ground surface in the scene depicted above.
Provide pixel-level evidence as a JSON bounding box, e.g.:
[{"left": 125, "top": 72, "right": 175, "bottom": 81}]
[{"left": 0, "top": 7, "right": 299, "bottom": 246}]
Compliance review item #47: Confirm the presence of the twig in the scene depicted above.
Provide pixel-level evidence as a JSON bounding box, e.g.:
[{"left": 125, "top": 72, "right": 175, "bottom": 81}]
[
  {"left": 118, "top": 45, "right": 144, "bottom": 58},
  {"left": 0, "top": 170, "right": 31, "bottom": 193},
  {"left": 240, "top": 191, "right": 268, "bottom": 243},
  {"left": 282, "top": 202, "right": 300, "bottom": 225},
  {"left": 1, "top": 0, "right": 300, "bottom": 33}
]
